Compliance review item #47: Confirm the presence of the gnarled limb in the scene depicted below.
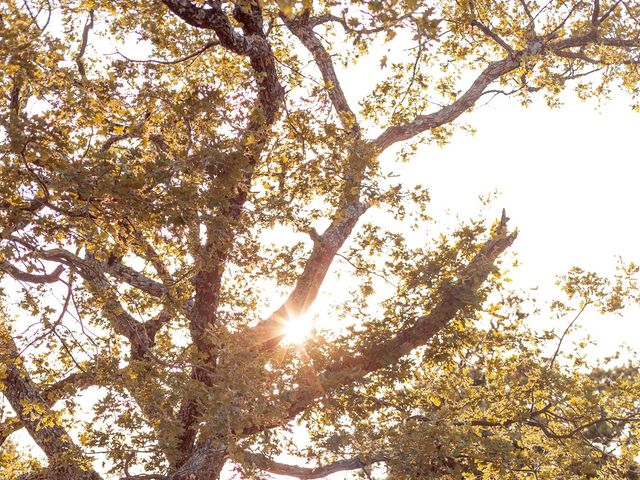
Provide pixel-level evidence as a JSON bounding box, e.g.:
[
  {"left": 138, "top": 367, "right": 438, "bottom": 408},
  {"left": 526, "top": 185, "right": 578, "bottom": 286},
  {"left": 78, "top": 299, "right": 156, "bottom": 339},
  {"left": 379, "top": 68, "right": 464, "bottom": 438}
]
[
  {"left": 0, "top": 328, "right": 102, "bottom": 479},
  {"left": 0, "top": 415, "right": 22, "bottom": 446},
  {"left": 241, "top": 7, "right": 383, "bottom": 350},
  {"left": 238, "top": 451, "right": 384, "bottom": 479},
  {"left": 6, "top": 237, "right": 171, "bottom": 299},
  {"left": 0, "top": 261, "right": 64, "bottom": 284},
  {"left": 373, "top": 55, "right": 522, "bottom": 151},
  {"left": 34, "top": 247, "right": 169, "bottom": 299},
  {"left": 43, "top": 370, "right": 98, "bottom": 402},
  {"left": 161, "top": 0, "right": 283, "bottom": 123},
  {"left": 283, "top": 11, "right": 361, "bottom": 134},
  {"left": 161, "top": 0, "right": 255, "bottom": 55},
  {"left": 372, "top": 26, "right": 640, "bottom": 153},
  {"left": 252, "top": 212, "right": 517, "bottom": 431},
  {"left": 167, "top": 444, "right": 226, "bottom": 480},
  {"left": 248, "top": 202, "right": 368, "bottom": 349},
  {"left": 6, "top": 244, "right": 174, "bottom": 358},
  {"left": 0, "top": 370, "right": 99, "bottom": 447}
]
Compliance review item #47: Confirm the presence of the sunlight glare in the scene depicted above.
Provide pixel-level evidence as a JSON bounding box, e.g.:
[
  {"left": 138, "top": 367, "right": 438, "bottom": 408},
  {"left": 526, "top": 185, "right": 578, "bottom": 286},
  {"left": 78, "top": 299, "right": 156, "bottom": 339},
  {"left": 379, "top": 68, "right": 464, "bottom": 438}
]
[{"left": 281, "top": 314, "right": 313, "bottom": 345}]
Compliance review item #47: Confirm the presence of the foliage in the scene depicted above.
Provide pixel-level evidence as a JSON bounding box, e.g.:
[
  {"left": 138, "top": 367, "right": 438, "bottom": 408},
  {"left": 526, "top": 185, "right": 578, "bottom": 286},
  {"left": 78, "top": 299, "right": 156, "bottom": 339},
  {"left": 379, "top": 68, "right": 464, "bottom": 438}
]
[{"left": 1, "top": 0, "right": 640, "bottom": 479}]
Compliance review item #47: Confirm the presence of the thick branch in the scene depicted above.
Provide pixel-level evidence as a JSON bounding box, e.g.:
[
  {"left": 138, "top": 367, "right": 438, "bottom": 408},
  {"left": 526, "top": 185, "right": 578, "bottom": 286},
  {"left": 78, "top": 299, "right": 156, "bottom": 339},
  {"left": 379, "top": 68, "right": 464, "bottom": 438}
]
[
  {"left": 246, "top": 202, "right": 368, "bottom": 349},
  {"left": 551, "top": 33, "right": 640, "bottom": 50},
  {"left": 0, "top": 370, "right": 97, "bottom": 447},
  {"left": 161, "top": 0, "right": 283, "bottom": 122},
  {"left": 105, "top": 260, "right": 170, "bottom": 299},
  {"left": 373, "top": 56, "right": 521, "bottom": 151},
  {"left": 0, "top": 261, "right": 64, "bottom": 284},
  {"left": 0, "top": 331, "right": 102, "bottom": 479},
  {"left": 370, "top": 28, "right": 640, "bottom": 154},
  {"left": 160, "top": 0, "right": 254, "bottom": 55},
  {"left": 43, "top": 370, "right": 98, "bottom": 403},
  {"left": 470, "top": 20, "right": 515, "bottom": 55},
  {"left": 26, "top": 248, "right": 170, "bottom": 358},
  {"left": 0, "top": 415, "right": 22, "bottom": 446},
  {"left": 592, "top": 0, "right": 601, "bottom": 24},
  {"left": 240, "top": 451, "right": 382, "bottom": 479},
  {"left": 285, "top": 212, "right": 516, "bottom": 421},
  {"left": 283, "top": 13, "right": 360, "bottom": 133},
  {"left": 75, "top": 10, "right": 94, "bottom": 79},
  {"left": 23, "top": 246, "right": 169, "bottom": 298},
  {"left": 167, "top": 445, "right": 227, "bottom": 480}
]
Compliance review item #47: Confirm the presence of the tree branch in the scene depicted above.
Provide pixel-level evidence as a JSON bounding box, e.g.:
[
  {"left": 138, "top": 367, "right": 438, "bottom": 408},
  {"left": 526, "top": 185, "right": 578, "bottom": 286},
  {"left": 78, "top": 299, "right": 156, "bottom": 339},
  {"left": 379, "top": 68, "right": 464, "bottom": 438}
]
[
  {"left": 239, "top": 451, "right": 383, "bottom": 479},
  {"left": 373, "top": 55, "right": 521, "bottom": 151},
  {"left": 0, "top": 329, "right": 102, "bottom": 479},
  {"left": 34, "top": 247, "right": 169, "bottom": 299},
  {"left": 596, "top": 0, "right": 622, "bottom": 25},
  {"left": 0, "top": 261, "right": 64, "bottom": 284},
  {"left": 469, "top": 20, "right": 514, "bottom": 55},
  {"left": 284, "top": 211, "right": 517, "bottom": 423},
  {"left": 306, "top": 12, "right": 414, "bottom": 34},
  {"left": 372, "top": 27, "right": 640, "bottom": 153},
  {"left": 550, "top": 33, "right": 640, "bottom": 50},
  {"left": 283, "top": 12, "right": 360, "bottom": 134},
  {"left": 160, "top": 1, "right": 285, "bottom": 466},
  {"left": 592, "top": 0, "right": 601, "bottom": 24},
  {"left": 115, "top": 40, "right": 219, "bottom": 65},
  {"left": 75, "top": 10, "right": 94, "bottom": 79},
  {"left": 16, "top": 247, "right": 172, "bottom": 359},
  {"left": 161, "top": 0, "right": 283, "bottom": 122},
  {"left": 245, "top": 202, "right": 368, "bottom": 349},
  {"left": 0, "top": 415, "right": 22, "bottom": 446},
  {"left": 43, "top": 370, "right": 98, "bottom": 403},
  {"left": 0, "top": 369, "right": 98, "bottom": 447},
  {"left": 160, "top": 0, "right": 254, "bottom": 56}
]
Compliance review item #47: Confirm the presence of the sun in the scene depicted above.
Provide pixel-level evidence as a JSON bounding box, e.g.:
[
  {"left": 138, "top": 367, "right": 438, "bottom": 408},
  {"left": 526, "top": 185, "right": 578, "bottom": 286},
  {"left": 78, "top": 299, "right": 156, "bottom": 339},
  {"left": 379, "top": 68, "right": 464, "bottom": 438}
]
[{"left": 281, "top": 314, "right": 314, "bottom": 345}]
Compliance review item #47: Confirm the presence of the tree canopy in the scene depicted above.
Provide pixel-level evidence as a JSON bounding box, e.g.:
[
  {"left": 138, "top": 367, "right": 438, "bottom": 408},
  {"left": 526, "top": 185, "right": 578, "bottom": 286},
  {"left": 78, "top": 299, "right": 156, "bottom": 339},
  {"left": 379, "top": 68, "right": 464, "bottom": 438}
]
[{"left": 2, "top": 0, "right": 640, "bottom": 479}]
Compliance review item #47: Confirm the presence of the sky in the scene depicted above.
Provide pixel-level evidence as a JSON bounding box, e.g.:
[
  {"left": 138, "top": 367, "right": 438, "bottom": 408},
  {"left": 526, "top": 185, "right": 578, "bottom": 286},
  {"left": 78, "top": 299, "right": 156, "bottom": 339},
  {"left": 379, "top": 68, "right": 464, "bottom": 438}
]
[
  {"left": 326, "top": 47, "right": 640, "bottom": 359},
  {"left": 266, "top": 69, "right": 640, "bottom": 480},
  {"left": 394, "top": 95, "right": 640, "bottom": 357}
]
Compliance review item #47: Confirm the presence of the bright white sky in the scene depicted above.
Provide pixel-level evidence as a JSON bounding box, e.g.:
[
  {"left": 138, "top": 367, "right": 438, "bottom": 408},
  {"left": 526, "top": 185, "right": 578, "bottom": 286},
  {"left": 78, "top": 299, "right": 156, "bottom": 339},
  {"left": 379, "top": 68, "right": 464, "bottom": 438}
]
[{"left": 394, "top": 95, "right": 640, "bottom": 357}]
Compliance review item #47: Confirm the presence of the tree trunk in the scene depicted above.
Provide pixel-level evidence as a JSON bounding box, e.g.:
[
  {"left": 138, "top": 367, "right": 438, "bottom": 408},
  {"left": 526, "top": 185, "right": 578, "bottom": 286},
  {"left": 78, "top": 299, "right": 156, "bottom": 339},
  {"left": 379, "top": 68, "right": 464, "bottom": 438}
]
[{"left": 169, "top": 446, "right": 227, "bottom": 480}]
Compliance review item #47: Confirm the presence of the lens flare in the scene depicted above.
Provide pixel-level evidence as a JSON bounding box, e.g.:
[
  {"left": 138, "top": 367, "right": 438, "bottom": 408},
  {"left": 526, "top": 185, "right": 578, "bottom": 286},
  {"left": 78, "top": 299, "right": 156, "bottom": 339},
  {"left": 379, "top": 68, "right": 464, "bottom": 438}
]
[{"left": 281, "top": 314, "right": 313, "bottom": 344}]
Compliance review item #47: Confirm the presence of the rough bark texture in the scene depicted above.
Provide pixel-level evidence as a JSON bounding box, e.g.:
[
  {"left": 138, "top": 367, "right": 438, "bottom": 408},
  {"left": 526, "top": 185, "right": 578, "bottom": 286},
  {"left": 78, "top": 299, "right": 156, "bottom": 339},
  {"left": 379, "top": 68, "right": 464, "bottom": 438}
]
[
  {"left": 1, "top": 332, "right": 102, "bottom": 479},
  {"left": 168, "top": 445, "right": 227, "bottom": 480}
]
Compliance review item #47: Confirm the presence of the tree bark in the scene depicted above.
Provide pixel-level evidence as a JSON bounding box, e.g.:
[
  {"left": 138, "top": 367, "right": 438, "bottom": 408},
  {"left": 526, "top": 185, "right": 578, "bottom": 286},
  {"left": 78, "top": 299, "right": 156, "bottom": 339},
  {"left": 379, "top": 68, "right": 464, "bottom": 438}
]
[{"left": 169, "top": 445, "right": 227, "bottom": 480}]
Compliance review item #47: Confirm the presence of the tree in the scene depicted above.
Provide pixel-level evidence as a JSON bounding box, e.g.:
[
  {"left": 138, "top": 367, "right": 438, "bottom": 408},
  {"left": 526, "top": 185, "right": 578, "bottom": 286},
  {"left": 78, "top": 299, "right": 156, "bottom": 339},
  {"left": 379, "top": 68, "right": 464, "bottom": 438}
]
[{"left": 1, "top": 0, "right": 640, "bottom": 478}]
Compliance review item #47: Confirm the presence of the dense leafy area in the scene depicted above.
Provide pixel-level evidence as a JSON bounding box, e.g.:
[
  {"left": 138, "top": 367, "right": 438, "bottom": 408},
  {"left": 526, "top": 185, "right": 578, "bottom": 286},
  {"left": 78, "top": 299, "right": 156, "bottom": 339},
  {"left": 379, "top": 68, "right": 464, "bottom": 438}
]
[{"left": 1, "top": 0, "right": 640, "bottom": 479}]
